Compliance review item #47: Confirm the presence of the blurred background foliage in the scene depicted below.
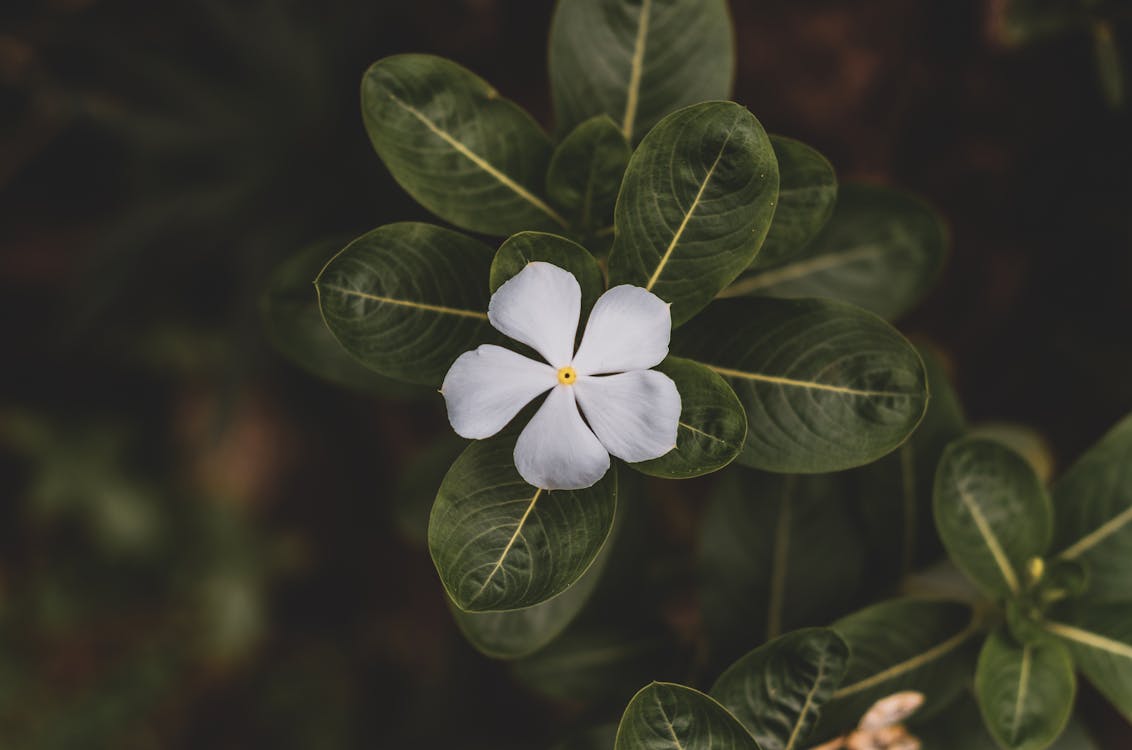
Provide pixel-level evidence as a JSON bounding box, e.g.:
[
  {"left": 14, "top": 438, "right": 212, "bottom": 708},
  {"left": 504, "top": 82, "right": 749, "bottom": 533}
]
[{"left": 0, "top": 0, "right": 1130, "bottom": 747}]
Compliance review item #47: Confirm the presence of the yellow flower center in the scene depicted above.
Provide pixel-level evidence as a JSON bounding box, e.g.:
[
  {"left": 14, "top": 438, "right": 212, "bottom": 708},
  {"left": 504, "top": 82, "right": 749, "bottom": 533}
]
[{"left": 557, "top": 366, "right": 577, "bottom": 385}]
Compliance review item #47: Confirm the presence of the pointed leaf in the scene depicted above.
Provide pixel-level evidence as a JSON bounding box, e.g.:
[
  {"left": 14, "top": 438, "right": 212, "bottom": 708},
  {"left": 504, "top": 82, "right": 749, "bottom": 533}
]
[
  {"left": 755, "top": 136, "right": 838, "bottom": 267},
  {"left": 361, "top": 54, "right": 565, "bottom": 235},
  {"left": 608, "top": 102, "right": 779, "bottom": 326},
  {"left": 1051, "top": 412, "right": 1132, "bottom": 602},
  {"left": 615, "top": 682, "right": 762, "bottom": 750},
  {"left": 975, "top": 628, "right": 1076, "bottom": 750},
  {"left": 674, "top": 297, "right": 928, "bottom": 473},
  {"left": 710, "top": 629, "right": 849, "bottom": 750},
  {"left": 489, "top": 232, "right": 605, "bottom": 316},
  {"left": 546, "top": 116, "right": 631, "bottom": 235},
  {"left": 632, "top": 357, "right": 747, "bottom": 479},
  {"left": 1045, "top": 602, "right": 1132, "bottom": 722},
  {"left": 315, "top": 222, "right": 496, "bottom": 386},
  {"left": 549, "top": 0, "right": 735, "bottom": 144},
  {"left": 933, "top": 437, "right": 1053, "bottom": 599},
  {"left": 723, "top": 184, "right": 947, "bottom": 321},
  {"left": 429, "top": 433, "right": 617, "bottom": 612}
]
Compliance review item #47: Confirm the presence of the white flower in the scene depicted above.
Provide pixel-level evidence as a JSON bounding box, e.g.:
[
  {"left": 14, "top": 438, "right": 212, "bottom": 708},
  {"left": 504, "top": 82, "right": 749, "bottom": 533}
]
[{"left": 441, "top": 262, "right": 681, "bottom": 490}]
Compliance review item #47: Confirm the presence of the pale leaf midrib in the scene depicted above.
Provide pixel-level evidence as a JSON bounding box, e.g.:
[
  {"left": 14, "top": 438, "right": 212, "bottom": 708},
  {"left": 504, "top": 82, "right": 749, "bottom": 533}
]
[
  {"left": 1009, "top": 645, "right": 1032, "bottom": 743},
  {"left": 719, "top": 244, "right": 887, "bottom": 298},
  {"left": 785, "top": 649, "right": 827, "bottom": 750},
  {"left": 469, "top": 488, "right": 542, "bottom": 604},
  {"left": 706, "top": 364, "right": 912, "bottom": 399},
  {"left": 1058, "top": 502, "right": 1132, "bottom": 560},
  {"left": 386, "top": 92, "right": 567, "bottom": 227},
  {"left": 621, "top": 0, "right": 652, "bottom": 140},
  {"left": 678, "top": 420, "right": 728, "bottom": 445},
  {"left": 958, "top": 484, "right": 1020, "bottom": 594},
  {"left": 1045, "top": 621, "right": 1132, "bottom": 660},
  {"left": 319, "top": 283, "right": 489, "bottom": 320}
]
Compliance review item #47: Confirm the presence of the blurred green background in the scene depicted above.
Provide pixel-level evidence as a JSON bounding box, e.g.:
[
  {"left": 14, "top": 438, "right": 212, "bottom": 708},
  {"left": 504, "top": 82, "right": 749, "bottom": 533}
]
[{"left": 1, "top": 0, "right": 1130, "bottom": 747}]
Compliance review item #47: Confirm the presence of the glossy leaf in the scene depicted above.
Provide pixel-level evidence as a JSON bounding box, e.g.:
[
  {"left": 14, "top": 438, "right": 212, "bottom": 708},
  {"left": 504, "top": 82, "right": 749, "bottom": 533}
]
[
  {"left": 549, "top": 0, "right": 735, "bottom": 144},
  {"left": 754, "top": 136, "right": 838, "bottom": 267},
  {"left": 608, "top": 102, "right": 779, "bottom": 326},
  {"left": 489, "top": 231, "right": 605, "bottom": 318},
  {"left": 1051, "top": 412, "right": 1132, "bottom": 602},
  {"left": 1045, "top": 601, "right": 1132, "bottom": 722},
  {"left": 674, "top": 297, "right": 928, "bottom": 473},
  {"left": 701, "top": 469, "right": 864, "bottom": 664},
  {"left": 812, "top": 599, "right": 982, "bottom": 741},
  {"left": 315, "top": 222, "right": 496, "bottom": 386},
  {"left": 428, "top": 433, "right": 617, "bottom": 612},
  {"left": 722, "top": 184, "right": 947, "bottom": 321},
  {"left": 546, "top": 116, "right": 631, "bottom": 234},
  {"left": 710, "top": 629, "right": 849, "bottom": 750},
  {"left": 934, "top": 437, "right": 1053, "bottom": 600},
  {"left": 361, "top": 54, "right": 565, "bottom": 235},
  {"left": 615, "top": 682, "right": 761, "bottom": 750},
  {"left": 975, "top": 629, "right": 1076, "bottom": 750},
  {"left": 632, "top": 357, "right": 746, "bottom": 479}
]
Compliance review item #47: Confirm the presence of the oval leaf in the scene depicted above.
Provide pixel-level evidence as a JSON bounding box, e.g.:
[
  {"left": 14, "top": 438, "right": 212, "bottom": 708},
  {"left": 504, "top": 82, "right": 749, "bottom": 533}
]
[
  {"left": 608, "top": 102, "right": 780, "bottom": 326},
  {"left": 632, "top": 357, "right": 747, "bottom": 479},
  {"left": 315, "top": 222, "right": 495, "bottom": 386},
  {"left": 546, "top": 116, "right": 631, "bottom": 235},
  {"left": 933, "top": 437, "right": 1053, "bottom": 600},
  {"left": 429, "top": 433, "right": 617, "bottom": 612},
  {"left": 549, "top": 0, "right": 735, "bottom": 144},
  {"left": 722, "top": 184, "right": 947, "bottom": 321},
  {"left": 710, "top": 629, "right": 849, "bottom": 750},
  {"left": 361, "top": 54, "right": 565, "bottom": 235},
  {"left": 755, "top": 136, "right": 838, "bottom": 267},
  {"left": 976, "top": 629, "right": 1076, "bottom": 750},
  {"left": 615, "top": 682, "right": 761, "bottom": 750},
  {"left": 812, "top": 599, "right": 982, "bottom": 741},
  {"left": 490, "top": 232, "right": 605, "bottom": 315},
  {"left": 673, "top": 297, "right": 928, "bottom": 473},
  {"left": 1045, "top": 601, "right": 1132, "bottom": 723},
  {"left": 1051, "top": 411, "right": 1132, "bottom": 601}
]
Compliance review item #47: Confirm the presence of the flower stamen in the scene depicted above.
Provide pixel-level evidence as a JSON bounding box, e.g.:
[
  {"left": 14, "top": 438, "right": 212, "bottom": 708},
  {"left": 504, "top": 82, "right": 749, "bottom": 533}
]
[{"left": 557, "top": 366, "right": 577, "bottom": 385}]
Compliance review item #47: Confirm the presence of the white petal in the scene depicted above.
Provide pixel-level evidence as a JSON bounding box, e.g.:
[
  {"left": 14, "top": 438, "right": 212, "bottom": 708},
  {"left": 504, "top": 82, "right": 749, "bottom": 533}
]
[
  {"left": 441, "top": 345, "right": 556, "bottom": 439},
  {"left": 574, "top": 370, "right": 680, "bottom": 463},
  {"left": 487, "top": 262, "right": 581, "bottom": 368},
  {"left": 514, "top": 385, "right": 610, "bottom": 490},
  {"left": 571, "top": 285, "right": 671, "bottom": 375}
]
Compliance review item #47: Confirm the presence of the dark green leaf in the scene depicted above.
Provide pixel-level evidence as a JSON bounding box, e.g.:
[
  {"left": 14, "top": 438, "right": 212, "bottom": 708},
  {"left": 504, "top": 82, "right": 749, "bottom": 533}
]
[
  {"left": 674, "top": 297, "right": 928, "bottom": 473},
  {"left": 710, "top": 629, "right": 849, "bottom": 750},
  {"left": 361, "top": 54, "right": 565, "bottom": 235},
  {"left": 1050, "top": 412, "right": 1132, "bottom": 602},
  {"left": 315, "top": 222, "right": 496, "bottom": 386},
  {"left": 489, "top": 232, "right": 605, "bottom": 316},
  {"left": 393, "top": 436, "right": 467, "bottom": 545},
  {"left": 933, "top": 437, "right": 1053, "bottom": 600},
  {"left": 632, "top": 357, "right": 746, "bottom": 479},
  {"left": 546, "top": 116, "right": 631, "bottom": 234},
  {"left": 608, "top": 102, "right": 779, "bottom": 326},
  {"left": 975, "top": 629, "right": 1076, "bottom": 750},
  {"left": 722, "top": 184, "right": 947, "bottom": 321},
  {"left": 428, "top": 433, "right": 617, "bottom": 612},
  {"left": 919, "top": 692, "right": 1101, "bottom": 750},
  {"left": 1045, "top": 602, "right": 1132, "bottom": 723},
  {"left": 755, "top": 136, "right": 838, "bottom": 267},
  {"left": 615, "top": 682, "right": 761, "bottom": 750},
  {"left": 549, "top": 0, "right": 735, "bottom": 144}
]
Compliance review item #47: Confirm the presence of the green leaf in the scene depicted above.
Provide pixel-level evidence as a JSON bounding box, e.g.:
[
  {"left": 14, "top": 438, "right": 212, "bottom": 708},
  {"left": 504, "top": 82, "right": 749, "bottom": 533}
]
[
  {"left": 755, "top": 136, "right": 838, "bottom": 267},
  {"left": 674, "top": 297, "right": 928, "bottom": 473},
  {"left": 721, "top": 184, "right": 947, "bottom": 321},
  {"left": 315, "top": 222, "right": 496, "bottom": 386},
  {"left": 546, "top": 116, "right": 631, "bottom": 235},
  {"left": 361, "top": 54, "right": 565, "bottom": 235},
  {"left": 608, "top": 102, "right": 779, "bottom": 326},
  {"left": 975, "top": 629, "right": 1076, "bottom": 750},
  {"left": 489, "top": 232, "right": 605, "bottom": 316},
  {"left": 700, "top": 469, "right": 864, "bottom": 664},
  {"left": 813, "top": 599, "right": 982, "bottom": 740},
  {"left": 919, "top": 692, "right": 1101, "bottom": 750},
  {"left": 933, "top": 437, "right": 1054, "bottom": 600},
  {"left": 615, "top": 682, "right": 761, "bottom": 750},
  {"left": 1050, "top": 412, "right": 1132, "bottom": 602},
  {"left": 710, "top": 629, "right": 849, "bottom": 750},
  {"left": 632, "top": 357, "right": 746, "bottom": 479},
  {"left": 549, "top": 0, "right": 735, "bottom": 144},
  {"left": 1045, "top": 602, "right": 1132, "bottom": 723},
  {"left": 393, "top": 436, "right": 467, "bottom": 545},
  {"left": 428, "top": 433, "right": 617, "bottom": 612}
]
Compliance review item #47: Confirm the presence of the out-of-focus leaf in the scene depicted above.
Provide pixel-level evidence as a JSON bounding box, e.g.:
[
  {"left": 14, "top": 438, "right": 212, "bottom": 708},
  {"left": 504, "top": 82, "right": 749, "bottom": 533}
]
[
  {"left": 393, "top": 435, "right": 467, "bottom": 545},
  {"left": 1045, "top": 601, "right": 1132, "bottom": 722},
  {"left": 750, "top": 136, "right": 838, "bottom": 268},
  {"left": 968, "top": 422, "right": 1056, "bottom": 484},
  {"left": 546, "top": 116, "right": 631, "bottom": 235},
  {"left": 614, "top": 682, "right": 761, "bottom": 750}
]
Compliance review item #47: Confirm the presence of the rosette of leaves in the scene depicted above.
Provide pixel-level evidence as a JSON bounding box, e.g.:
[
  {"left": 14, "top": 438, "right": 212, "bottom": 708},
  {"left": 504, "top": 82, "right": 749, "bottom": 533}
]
[
  {"left": 284, "top": 0, "right": 945, "bottom": 648},
  {"left": 926, "top": 412, "right": 1132, "bottom": 749}
]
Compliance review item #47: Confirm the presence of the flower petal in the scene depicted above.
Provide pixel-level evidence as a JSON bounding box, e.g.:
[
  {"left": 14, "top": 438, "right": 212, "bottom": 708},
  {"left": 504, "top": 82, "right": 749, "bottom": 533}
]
[
  {"left": 488, "top": 262, "right": 581, "bottom": 368},
  {"left": 442, "top": 345, "right": 556, "bottom": 439},
  {"left": 514, "top": 384, "right": 610, "bottom": 490},
  {"left": 574, "top": 370, "right": 681, "bottom": 463},
  {"left": 571, "top": 285, "right": 671, "bottom": 375}
]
